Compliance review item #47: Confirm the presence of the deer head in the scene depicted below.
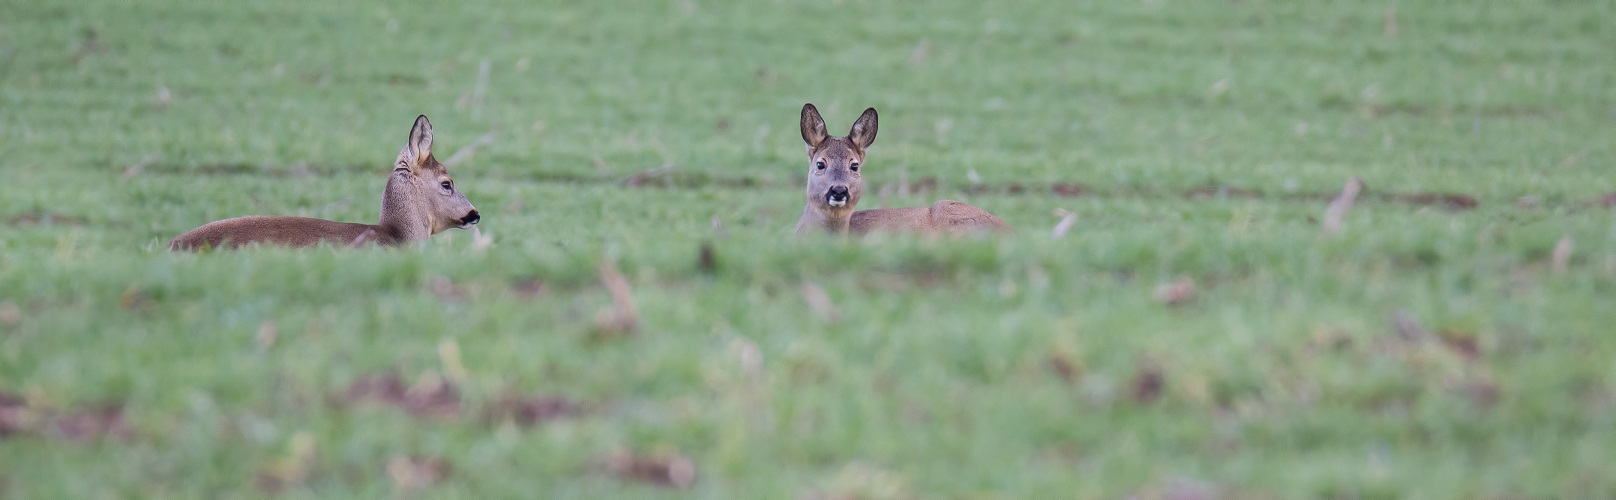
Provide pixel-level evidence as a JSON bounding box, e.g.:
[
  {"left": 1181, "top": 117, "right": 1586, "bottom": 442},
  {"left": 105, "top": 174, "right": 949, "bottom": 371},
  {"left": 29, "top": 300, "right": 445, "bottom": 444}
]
[
  {"left": 800, "top": 103, "right": 878, "bottom": 228},
  {"left": 380, "top": 115, "right": 480, "bottom": 241}
]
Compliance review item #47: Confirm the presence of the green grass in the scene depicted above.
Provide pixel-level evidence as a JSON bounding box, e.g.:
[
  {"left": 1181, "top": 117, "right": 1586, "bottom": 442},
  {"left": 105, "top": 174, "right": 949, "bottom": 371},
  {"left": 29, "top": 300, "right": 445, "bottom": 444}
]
[{"left": 3, "top": 0, "right": 1616, "bottom": 497}]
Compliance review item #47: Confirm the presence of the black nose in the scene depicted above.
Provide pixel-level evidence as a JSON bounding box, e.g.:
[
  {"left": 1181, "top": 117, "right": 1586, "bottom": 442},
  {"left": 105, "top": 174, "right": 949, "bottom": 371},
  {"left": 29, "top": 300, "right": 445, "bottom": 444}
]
[
  {"left": 462, "top": 210, "right": 480, "bottom": 225},
  {"left": 826, "top": 186, "right": 849, "bottom": 202}
]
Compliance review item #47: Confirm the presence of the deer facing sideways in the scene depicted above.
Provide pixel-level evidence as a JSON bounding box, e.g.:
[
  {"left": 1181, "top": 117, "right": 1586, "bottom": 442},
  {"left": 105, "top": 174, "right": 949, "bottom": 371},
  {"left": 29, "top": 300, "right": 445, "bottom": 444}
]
[
  {"left": 793, "top": 103, "right": 1012, "bottom": 237},
  {"left": 169, "top": 115, "right": 480, "bottom": 251}
]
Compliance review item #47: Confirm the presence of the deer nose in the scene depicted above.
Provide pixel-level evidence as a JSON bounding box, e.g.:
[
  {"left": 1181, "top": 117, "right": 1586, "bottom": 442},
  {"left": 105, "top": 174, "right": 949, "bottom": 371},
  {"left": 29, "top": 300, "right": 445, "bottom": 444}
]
[
  {"left": 461, "top": 210, "right": 480, "bottom": 226},
  {"left": 825, "top": 186, "right": 850, "bottom": 207}
]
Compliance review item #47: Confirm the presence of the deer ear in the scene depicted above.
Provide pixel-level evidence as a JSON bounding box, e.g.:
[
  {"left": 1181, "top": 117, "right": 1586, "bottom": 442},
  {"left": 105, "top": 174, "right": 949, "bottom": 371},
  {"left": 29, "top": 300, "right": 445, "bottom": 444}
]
[
  {"left": 848, "top": 107, "right": 878, "bottom": 151},
  {"left": 394, "top": 146, "right": 419, "bottom": 175},
  {"left": 800, "top": 103, "right": 828, "bottom": 149},
  {"left": 407, "top": 114, "right": 434, "bottom": 165}
]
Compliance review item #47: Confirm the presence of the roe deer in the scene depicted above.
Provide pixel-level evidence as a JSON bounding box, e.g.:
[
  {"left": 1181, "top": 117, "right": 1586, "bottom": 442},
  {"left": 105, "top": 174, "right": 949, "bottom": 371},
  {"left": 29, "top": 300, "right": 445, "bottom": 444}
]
[
  {"left": 169, "top": 115, "right": 480, "bottom": 251},
  {"left": 793, "top": 103, "right": 1012, "bottom": 237}
]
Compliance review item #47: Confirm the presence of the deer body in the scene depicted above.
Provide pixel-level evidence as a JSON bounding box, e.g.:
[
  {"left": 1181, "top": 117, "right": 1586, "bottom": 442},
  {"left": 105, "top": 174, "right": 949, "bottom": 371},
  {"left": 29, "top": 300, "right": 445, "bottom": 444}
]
[
  {"left": 171, "top": 216, "right": 379, "bottom": 249},
  {"left": 792, "top": 104, "right": 1011, "bottom": 237},
  {"left": 169, "top": 115, "right": 479, "bottom": 251},
  {"left": 851, "top": 202, "right": 1011, "bottom": 235}
]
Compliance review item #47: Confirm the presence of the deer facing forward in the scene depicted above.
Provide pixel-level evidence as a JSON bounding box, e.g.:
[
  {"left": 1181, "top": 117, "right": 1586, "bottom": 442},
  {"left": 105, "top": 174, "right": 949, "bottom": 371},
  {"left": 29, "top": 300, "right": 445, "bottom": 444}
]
[
  {"left": 793, "top": 103, "right": 1011, "bottom": 237},
  {"left": 169, "top": 115, "right": 480, "bottom": 251}
]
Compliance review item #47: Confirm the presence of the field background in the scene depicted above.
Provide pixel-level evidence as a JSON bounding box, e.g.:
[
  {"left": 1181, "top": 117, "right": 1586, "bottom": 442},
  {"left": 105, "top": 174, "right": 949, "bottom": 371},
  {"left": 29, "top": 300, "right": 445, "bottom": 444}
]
[{"left": 3, "top": 0, "right": 1615, "bottom": 497}]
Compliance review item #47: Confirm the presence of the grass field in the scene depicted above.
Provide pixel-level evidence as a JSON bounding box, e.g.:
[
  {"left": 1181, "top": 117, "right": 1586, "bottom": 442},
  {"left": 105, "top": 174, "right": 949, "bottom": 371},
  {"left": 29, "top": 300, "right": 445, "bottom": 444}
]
[{"left": 3, "top": 0, "right": 1616, "bottom": 497}]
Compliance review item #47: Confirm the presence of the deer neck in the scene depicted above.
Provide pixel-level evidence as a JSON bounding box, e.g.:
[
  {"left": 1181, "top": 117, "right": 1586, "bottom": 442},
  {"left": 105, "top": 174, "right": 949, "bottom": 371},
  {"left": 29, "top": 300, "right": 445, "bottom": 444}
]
[
  {"left": 795, "top": 204, "right": 850, "bottom": 236},
  {"left": 376, "top": 174, "right": 433, "bottom": 243}
]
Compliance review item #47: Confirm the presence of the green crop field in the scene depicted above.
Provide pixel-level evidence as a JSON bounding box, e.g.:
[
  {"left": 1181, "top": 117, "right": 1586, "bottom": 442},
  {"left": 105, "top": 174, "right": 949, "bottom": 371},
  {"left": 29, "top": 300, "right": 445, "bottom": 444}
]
[{"left": 3, "top": 0, "right": 1615, "bottom": 497}]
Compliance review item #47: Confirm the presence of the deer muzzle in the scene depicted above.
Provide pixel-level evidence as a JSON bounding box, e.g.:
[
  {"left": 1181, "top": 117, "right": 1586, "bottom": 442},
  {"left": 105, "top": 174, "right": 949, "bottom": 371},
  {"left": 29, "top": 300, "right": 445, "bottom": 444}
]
[{"left": 825, "top": 186, "right": 850, "bottom": 207}]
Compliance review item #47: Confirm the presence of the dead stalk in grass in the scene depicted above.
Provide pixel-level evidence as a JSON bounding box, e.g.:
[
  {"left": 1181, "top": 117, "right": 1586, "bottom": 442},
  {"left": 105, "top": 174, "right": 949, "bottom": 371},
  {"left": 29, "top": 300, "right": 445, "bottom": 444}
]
[
  {"left": 623, "top": 164, "right": 677, "bottom": 187},
  {"left": 1322, "top": 177, "right": 1364, "bottom": 235},
  {"left": 153, "top": 84, "right": 171, "bottom": 110},
  {"left": 908, "top": 39, "right": 932, "bottom": 66},
  {"left": 388, "top": 455, "right": 450, "bottom": 491},
  {"left": 1384, "top": 5, "right": 1398, "bottom": 38},
  {"left": 801, "top": 281, "right": 841, "bottom": 323},
  {"left": 347, "top": 227, "right": 376, "bottom": 248},
  {"left": 1152, "top": 276, "right": 1196, "bottom": 306},
  {"left": 604, "top": 449, "right": 697, "bottom": 488},
  {"left": 442, "top": 131, "right": 496, "bottom": 168},
  {"left": 455, "top": 58, "right": 491, "bottom": 117},
  {"left": 595, "top": 259, "right": 640, "bottom": 335},
  {"left": 1390, "top": 310, "right": 1431, "bottom": 343},
  {"left": 0, "top": 302, "right": 21, "bottom": 325},
  {"left": 1051, "top": 209, "right": 1077, "bottom": 238},
  {"left": 256, "top": 321, "right": 277, "bottom": 349},
  {"left": 710, "top": 216, "right": 727, "bottom": 238},
  {"left": 1552, "top": 235, "right": 1573, "bottom": 273},
  {"left": 122, "top": 153, "right": 159, "bottom": 178}
]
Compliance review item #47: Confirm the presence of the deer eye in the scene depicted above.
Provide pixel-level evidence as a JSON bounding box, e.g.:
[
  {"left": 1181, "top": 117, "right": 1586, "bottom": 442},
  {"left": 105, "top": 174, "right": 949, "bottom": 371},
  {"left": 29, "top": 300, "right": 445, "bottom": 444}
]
[
  {"left": 850, "top": 162, "right": 860, "bottom": 172},
  {"left": 815, "top": 161, "right": 826, "bottom": 170},
  {"left": 440, "top": 180, "right": 453, "bottom": 191}
]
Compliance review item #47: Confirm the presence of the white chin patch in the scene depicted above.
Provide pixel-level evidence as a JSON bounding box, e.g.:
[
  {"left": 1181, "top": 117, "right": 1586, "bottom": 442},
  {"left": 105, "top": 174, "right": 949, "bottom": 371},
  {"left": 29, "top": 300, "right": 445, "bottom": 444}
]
[{"left": 828, "top": 199, "right": 846, "bottom": 207}]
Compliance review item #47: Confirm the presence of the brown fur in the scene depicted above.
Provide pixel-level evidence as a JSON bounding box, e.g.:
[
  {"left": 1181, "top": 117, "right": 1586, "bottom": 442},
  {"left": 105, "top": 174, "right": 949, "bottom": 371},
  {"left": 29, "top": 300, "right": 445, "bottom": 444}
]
[
  {"left": 170, "top": 216, "right": 383, "bottom": 250},
  {"left": 851, "top": 201, "right": 1012, "bottom": 236},
  {"left": 792, "top": 104, "right": 1011, "bottom": 237},
  {"left": 170, "top": 115, "right": 479, "bottom": 251}
]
